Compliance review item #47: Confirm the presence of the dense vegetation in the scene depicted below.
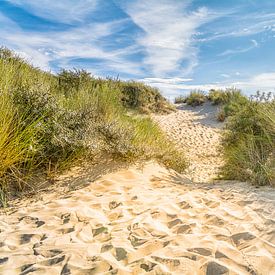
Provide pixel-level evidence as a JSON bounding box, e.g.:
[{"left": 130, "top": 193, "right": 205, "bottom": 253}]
[
  {"left": 220, "top": 92, "right": 275, "bottom": 186},
  {"left": 175, "top": 88, "right": 274, "bottom": 186},
  {"left": 0, "top": 48, "right": 186, "bottom": 201},
  {"left": 208, "top": 88, "right": 249, "bottom": 121},
  {"left": 207, "top": 88, "right": 274, "bottom": 186}
]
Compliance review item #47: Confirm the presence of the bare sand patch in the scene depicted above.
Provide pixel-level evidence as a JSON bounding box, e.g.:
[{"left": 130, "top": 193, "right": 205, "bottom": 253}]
[{"left": 0, "top": 162, "right": 274, "bottom": 274}]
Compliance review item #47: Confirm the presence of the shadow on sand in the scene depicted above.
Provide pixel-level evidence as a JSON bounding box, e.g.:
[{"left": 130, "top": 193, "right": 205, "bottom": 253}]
[{"left": 176, "top": 101, "right": 224, "bottom": 130}]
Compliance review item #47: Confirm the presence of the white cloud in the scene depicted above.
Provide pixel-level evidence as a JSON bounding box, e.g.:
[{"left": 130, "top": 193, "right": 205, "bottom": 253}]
[
  {"left": 200, "top": 12, "right": 275, "bottom": 42},
  {"left": 7, "top": 0, "right": 98, "bottom": 23},
  {"left": 219, "top": 39, "right": 259, "bottom": 56},
  {"left": 221, "top": 74, "right": 230, "bottom": 78},
  {"left": 143, "top": 77, "right": 193, "bottom": 84},
  {"left": 142, "top": 72, "right": 275, "bottom": 99},
  {"left": 120, "top": 0, "right": 214, "bottom": 77},
  {"left": 0, "top": 12, "right": 142, "bottom": 74},
  {"left": 142, "top": 77, "right": 228, "bottom": 99},
  {"left": 233, "top": 72, "right": 275, "bottom": 92}
]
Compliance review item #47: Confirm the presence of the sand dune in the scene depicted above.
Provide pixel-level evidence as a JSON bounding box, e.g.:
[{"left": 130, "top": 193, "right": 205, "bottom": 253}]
[
  {"left": 0, "top": 162, "right": 274, "bottom": 274},
  {"left": 1, "top": 103, "right": 275, "bottom": 274}
]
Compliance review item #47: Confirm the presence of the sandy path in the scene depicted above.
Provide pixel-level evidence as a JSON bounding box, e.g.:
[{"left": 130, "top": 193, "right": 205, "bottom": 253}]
[
  {"left": 153, "top": 102, "right": 224, "bottom": 183},
  {"left": 1, "top": 103, "right": 275, "bottom": 274},
  {"left": 0, "top": 162, "right": 274, "bottom": 274}
]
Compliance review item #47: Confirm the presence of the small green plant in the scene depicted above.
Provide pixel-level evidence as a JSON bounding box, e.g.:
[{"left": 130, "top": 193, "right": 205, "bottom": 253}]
[
  {"left": 208, "top": 88, "right": 245, "bottom": 105},
  {"left": 0, "top": 91, "right": 41, "bottom": 190},
  {"left": 174, "top": 95, "right": 186, "bottom": 104},
  {"left": 209, "top": 88, "right": 248, "bottom": 121},
  {"left": 216, "top": 108, "right": 226, "bottom": 122},
  {"left": 185, "top": 90, "right": 207, "bottom": 107},
  {"left": 208, "top": 89, "right": 227, "bottom": 105}
]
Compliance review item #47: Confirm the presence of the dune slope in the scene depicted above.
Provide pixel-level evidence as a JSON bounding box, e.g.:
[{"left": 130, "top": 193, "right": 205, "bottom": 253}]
[{"left": 0, "top": 103, "right": 274, "bottom": 274}]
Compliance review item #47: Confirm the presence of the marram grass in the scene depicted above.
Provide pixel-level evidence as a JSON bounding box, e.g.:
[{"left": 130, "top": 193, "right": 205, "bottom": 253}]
[{"left": 0, "top": 48, "right": 186, "bottom": 197}]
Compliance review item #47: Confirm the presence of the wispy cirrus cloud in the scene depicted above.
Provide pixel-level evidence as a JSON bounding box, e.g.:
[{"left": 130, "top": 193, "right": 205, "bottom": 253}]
[
  {"left": 0, "top": 10, "right": 142, "bottom": 75},
  {"left": 7, "top": 0, "right": 98, "bottom": 23},
  {"left": 219, "top": 39, "right": 259, "bottom": 56},
  {"left": 232, "top": 72, "right": 275, "bottom": 92},
  {"left": 1, "top": 0, "right": 275, "bottom": 97},
  {"left": 199, "top": 12, "right": 275, "bottom": 42},
  {"left": 119, "top": 0, "right": 215, "bottom": 77}
]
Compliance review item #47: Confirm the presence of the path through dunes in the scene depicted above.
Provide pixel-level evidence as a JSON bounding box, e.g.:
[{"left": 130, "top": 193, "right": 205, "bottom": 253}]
[
  {"left": 1, "top": 103, "right": 275, "bottom": 275},
  {"left": 0, "top": 162, "right": 275, "bottom": 274},
  {"left": 153, "top": 102, "right": 224, "bottom": 183}
]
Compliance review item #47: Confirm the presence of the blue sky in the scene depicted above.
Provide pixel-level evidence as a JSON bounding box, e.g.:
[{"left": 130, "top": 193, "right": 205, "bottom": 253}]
[{"left": 1, "top": 0, "right": 275, "bottom": 98}]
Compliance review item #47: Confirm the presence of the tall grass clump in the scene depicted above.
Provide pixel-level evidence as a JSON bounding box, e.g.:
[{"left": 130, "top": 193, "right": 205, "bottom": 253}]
[
  {"left": 185, "top": 90, "right": 207, "bottom": 107},
  {"left": 0, "top": 92, "right": 41, "bottom": 192},
  {"left": 221, "top": 94, "right": 275, "bottom": 186},
  {"left": 174, "top": 95, "right": 186, "bottom": 104},
  {"left": 0, "top": 48, "right": 186, "bottom": 197},
  {"left": 209, "top": 88, "right": 249, "bottom": 121}
]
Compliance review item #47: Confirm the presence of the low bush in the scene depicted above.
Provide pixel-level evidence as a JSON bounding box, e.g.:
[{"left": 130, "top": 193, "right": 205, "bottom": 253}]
[
  {"left": 0, "top": 92, "right": 40, "bottom": 183},
  {"left": 216, "top": 108, "right": 226, "bottom": 122},
  {"left": 174, "top": 95, "right": 186, "bottom": 104},
  {"left": 220, "top": 96, "right": 275, "bottom": 186},
  {"left": 208, "top": 88, "right": 249, "bottom": 122},
  {"left": 0, "top": 48, "right": 186, "bottom": 196},
  {"left": 119, "top": 81, "right": 174, "bottom": 114},
  {"left": 185, "top": 90, "right": 207, "bottom": 107}
]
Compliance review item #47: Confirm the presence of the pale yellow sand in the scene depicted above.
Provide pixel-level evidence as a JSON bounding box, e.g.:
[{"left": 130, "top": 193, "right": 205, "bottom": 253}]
[
  {"left": 0, "top": 162, "right": 274, "bottom": 274},
  {"left": 153, "top": 102, "right": 224, "bottom": 183},
  {"left": 1, "top": 103, "right": 275, "bottom": 274}
]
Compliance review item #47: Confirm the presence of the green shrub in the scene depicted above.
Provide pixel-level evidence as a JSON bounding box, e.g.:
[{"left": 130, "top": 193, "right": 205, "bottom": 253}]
[
  {"left": 0, "top": 48, "right": 186, "bottom": 194},
  {"left": 208, "top": 88, "right": 246, "bottom": 106},
  {"left": 185, "top": 90, "right": 207, "bottom": 107},
  {"left": 208, "top": 89, "right": 227, "bottom": 105},
  {"left": 120, "top": 81, "right": 174, "bottom": 114},
  {"left": 57, "top": 69, "right": 93, "bottom": 96},
  {"left": 209, "top": 88, "right": 249, "bottom": 122},
  {"left": 221, "top": 98, "right": 275, "bottom": 186},
  {"left": 174, "top": 95, "right": 186, "bottom": 104},
  {"left": 0, "top": 92, "right": 40, "bottom": 189}
]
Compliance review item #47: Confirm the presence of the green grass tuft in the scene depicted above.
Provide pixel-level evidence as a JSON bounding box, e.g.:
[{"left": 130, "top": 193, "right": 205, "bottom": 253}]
[
  {"left": 184, "top": 90, "right": 207, "bottom": 107},
  {"left": 220, "top": 96, "right": 275, "bottom": 186},
  {"left": 0, "top": 48, "right": 186, "bottom": 195}
]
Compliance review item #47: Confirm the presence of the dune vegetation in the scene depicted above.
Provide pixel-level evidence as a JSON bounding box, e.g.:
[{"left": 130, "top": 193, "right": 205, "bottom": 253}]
[
  {"left": 174, "top": 88, "right": 275, "bottom": 186},
  {"left": 175, "top": 90, "right": 207, "bottom": 106},
  {"left": 204, "top": 88, "right": 274, "bottom": 186},
  {"left": 0, "top": 48, "right": 186, "bottom": 200},
  {"left": 220, "top": 92, "right": 275, "bottom": 186}
]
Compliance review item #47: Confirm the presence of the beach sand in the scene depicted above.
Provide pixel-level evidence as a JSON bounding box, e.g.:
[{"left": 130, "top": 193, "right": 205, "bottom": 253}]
[
  {"left": 0, "top": 103, "right": 274, "bottom": 274},
  {"left": 153, "top": 102, "right": 224, "bottom": 183}
]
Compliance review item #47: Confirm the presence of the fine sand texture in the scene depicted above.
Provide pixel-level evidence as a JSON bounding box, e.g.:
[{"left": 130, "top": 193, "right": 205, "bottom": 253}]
[
  {"left": 153, "top": 102, "right": 224, "bottom": 183},
  {"left": 1, "top": 103, "right": 275, "bottom": 274},
  {"left": 0, "top": 162, "right": 275, "bottom": 274}
]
